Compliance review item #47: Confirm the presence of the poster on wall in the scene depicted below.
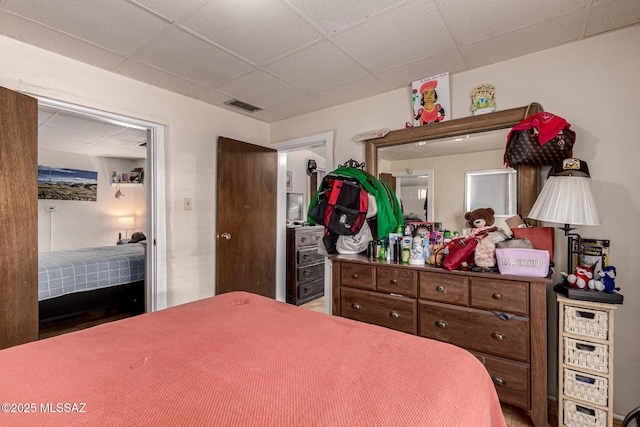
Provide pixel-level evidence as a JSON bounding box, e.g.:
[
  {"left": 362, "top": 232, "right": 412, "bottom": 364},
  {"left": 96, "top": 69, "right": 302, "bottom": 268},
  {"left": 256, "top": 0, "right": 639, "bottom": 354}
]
[
  {"left": 411, "top": 72, "right": 450, "bottom": 126},
  {"left": 38, "top": 165, "right": 98, "bottom": 201}
]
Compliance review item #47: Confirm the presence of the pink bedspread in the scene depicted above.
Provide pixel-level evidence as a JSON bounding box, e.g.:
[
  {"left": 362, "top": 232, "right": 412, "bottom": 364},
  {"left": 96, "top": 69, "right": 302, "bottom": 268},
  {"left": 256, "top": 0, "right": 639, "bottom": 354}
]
[{"left": 0, "top": 292, "right": 506, "bottom": 426}]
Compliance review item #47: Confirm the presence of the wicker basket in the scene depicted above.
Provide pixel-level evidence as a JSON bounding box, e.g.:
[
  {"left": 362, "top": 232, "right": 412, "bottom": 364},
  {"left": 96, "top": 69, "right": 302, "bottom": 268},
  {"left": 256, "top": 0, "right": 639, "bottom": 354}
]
[
  {"left": 564, "top": 368, "right": 608, "bottom": 406},
  {"left": 564, "top": 306, "right": 609, "bottom": 340},
  {"left": 564, "top": 399, "right": 607, "bottom": 427},
  {"left": 564, "top": 337, "right": 609, "bottom": 374}
]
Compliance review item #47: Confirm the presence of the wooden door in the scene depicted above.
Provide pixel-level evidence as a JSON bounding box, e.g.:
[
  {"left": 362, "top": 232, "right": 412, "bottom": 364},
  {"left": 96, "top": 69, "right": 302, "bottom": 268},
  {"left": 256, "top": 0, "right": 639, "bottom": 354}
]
[
  {"left": 0, "top": 86, "right": 38, "bottom": 349},
  {"left": 216, "top": 137, "right": 277, "bottom": 298},
  {"left": 379, "top": 172, "right": 396, "bottom": 190}
]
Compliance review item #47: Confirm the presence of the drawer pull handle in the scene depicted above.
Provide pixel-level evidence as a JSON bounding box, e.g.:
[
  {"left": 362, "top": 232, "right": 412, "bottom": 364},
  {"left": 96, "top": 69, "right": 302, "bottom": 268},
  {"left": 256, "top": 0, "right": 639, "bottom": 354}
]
[
  {"left": 303, "top": 254, "right": 310, "bottom": 260},
  {"left": 492, "top": 376, "right": 506, "bottom": 386},
  {"left": 492, "top": 293, "right": 502, "bottom": 300},
  {"left": 390, "top": 279, "right": 398, "bottom": 285},
  {"left": 315, "top": 235, "right": 320, "bottom": 241},
  {"left": 352, "top": 303, "right": 361, "bottom": 310},
  {"left": 389, "top": 311, "right": 400, "bottom": 319},
  {"left": 436, "top": 285, "right": 446, "bottom": 293},
  {"left": 303, "top": 269, "right": 311, "bottom": 276},
  {"left": 490, "top": 331, "right": 506, "bottom": 341},
  {"left": 435, "top": 320, "right": 448, "bottom": 329},
  {"left": 303, "top": 287, "right": 309, "bottom": 293},
  {"left": 351, "top": 273, "right": 359, "bottom": 279},
  {"left": 301, "top": 237, "right": 307, "bottom": 242}
]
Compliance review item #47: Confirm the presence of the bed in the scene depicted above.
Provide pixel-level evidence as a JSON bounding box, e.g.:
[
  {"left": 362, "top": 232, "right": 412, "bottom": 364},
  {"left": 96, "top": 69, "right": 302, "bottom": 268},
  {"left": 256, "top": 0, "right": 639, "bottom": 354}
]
[
  {"left": 38, "top": 244, "right": 145, "bottom": 323},
  {"left": 0, "top": 291, "right": 506, "bottom": 426}
]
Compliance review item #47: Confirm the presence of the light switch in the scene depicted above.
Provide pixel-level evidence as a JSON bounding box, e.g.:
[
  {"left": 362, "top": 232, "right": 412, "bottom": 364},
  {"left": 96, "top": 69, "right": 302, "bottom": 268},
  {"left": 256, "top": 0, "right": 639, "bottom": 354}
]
[{"left": 184, "top": 197, "right": 192, "bottom": 210}]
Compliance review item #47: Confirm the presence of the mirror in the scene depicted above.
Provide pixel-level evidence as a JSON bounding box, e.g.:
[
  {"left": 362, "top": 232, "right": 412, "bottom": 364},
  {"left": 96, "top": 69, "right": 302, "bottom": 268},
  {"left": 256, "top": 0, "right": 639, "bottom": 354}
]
[{"left": 365, "top": 104, "right": 542, "bottom": 231}]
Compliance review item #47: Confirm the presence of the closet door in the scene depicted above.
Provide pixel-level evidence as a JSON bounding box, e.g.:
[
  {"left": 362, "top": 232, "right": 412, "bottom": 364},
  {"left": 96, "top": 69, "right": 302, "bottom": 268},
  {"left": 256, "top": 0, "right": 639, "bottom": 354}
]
[{"left": 0, "top": 86, "right": 38, "bottom": 349}]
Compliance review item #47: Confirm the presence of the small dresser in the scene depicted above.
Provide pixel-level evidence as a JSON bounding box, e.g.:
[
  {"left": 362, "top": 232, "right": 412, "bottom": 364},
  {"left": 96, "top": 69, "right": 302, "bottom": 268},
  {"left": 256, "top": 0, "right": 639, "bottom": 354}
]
[
  {"left": 557, "top": 295, "right": 617, "bottom": 427},
  {"left": 286, "top": 225, "right": 325, "bottom": 305},
  {"left": 331, "top": 254, "right": 552, "bottom": 427}
]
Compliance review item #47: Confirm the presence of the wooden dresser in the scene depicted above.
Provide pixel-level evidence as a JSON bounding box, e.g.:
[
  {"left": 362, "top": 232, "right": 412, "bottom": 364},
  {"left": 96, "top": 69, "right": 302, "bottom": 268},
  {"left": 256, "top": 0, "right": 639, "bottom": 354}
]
[
  {"left": 331, "top": 254, "right": 552, "bottom": 427},
  {"left": 286, "top": 225, "right": 325, "bottom": 305}
]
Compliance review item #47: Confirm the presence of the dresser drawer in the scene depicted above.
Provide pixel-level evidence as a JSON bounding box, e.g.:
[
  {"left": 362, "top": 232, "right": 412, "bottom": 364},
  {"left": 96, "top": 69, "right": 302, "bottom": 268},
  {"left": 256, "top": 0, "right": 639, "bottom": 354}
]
[
  {"left": 296, "top": 230, "right": 322, "bottom": 248},
  {"left": 376, "top": 267, "right": 417, "bottom": 297},
  {"left": 471, "top": 351, "right": 530, "bottom": 409},
  {"left": 298, "top": 246, "right": 324, "bottom": 267},
  {"left": 297, "top": 263, "right": 324, "bottom": 284},
  {"left": 419, "top": 301, "right": 530, "bottom": 362},
  {"left": 298, "top": 278, "right": 324, "bottom": 302},
  {"left": 470, "top": 278, "right": 529, "bottom": 316},
  {"left": 340, "top": 263, "right": 375, "bottom": 291},
  {"left": 419, "top": 272, "right": 468, "bottom": 306},
  {"left": 341, "top": 287, "right": 417, "bottom": 334}
]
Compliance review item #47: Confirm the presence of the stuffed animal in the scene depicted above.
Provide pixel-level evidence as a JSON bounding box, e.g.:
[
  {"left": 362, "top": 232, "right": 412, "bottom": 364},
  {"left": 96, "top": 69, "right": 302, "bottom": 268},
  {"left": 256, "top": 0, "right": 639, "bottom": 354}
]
[
  {"left": 465, "top": 207, "right": 495, "bottom": 229},
  {"left": 563, "top": 265, "right": 593, "bottom": 289},
  {"left": 589, "top": 266, "right": 619, "bottom": 292}
]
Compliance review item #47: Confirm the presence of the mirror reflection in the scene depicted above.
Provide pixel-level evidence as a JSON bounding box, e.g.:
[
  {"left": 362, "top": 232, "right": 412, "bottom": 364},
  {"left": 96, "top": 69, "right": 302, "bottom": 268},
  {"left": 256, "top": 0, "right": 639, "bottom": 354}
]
[{"left": 378, "top": 128, "right": 514, "bottom": 232}]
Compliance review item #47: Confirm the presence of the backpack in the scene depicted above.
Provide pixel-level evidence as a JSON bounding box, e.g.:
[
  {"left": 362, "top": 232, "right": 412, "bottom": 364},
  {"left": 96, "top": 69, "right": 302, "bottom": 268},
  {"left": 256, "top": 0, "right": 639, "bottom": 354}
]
[{"left": 309, "top": 175, "right": 369, "bottom": 236}]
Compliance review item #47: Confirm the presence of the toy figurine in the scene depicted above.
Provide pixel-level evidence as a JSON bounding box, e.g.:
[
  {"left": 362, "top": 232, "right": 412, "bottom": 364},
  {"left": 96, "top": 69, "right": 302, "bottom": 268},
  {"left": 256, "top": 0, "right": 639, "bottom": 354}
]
[
  {"left": 408, "top": 235, "right": 425, "bottom": 265},
  {"left": 563, "top": 265, "right": 593, "bottom": 289},
  {"left": 589, "top": 265, "right": 620, "bottom": 292}
]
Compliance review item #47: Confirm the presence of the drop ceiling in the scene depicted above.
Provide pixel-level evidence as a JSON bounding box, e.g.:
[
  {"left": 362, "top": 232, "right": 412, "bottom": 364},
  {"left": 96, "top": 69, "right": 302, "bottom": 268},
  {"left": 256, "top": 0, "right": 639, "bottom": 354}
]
[{"left": 1, "top": 0, "right": 638, "bottom": 126}]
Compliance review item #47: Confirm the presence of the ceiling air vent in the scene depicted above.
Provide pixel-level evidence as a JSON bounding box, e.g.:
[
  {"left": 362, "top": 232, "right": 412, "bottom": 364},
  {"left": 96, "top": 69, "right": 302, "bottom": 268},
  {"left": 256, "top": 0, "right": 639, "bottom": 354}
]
[{"left": 224, "top": 99, "right": 262, "bottom": 113}]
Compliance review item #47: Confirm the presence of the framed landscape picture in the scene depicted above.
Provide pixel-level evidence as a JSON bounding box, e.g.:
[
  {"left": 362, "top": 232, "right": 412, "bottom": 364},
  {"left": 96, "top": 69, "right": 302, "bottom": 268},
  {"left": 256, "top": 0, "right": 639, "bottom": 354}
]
[{"left": 38, "top": 166, "right": 98, "bottom": 201}]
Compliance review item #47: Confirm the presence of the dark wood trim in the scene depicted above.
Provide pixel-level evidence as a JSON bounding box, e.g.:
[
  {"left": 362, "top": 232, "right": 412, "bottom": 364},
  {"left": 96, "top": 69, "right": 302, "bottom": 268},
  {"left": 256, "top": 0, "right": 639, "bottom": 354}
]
[{"left": 364, "top": 103, "right": 543, "bottom": 220}]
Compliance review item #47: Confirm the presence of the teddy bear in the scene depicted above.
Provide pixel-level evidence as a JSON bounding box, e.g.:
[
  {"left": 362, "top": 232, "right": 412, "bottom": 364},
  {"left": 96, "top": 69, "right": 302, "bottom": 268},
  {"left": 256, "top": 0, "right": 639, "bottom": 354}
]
[
  {"left": 588, "top": 265, "right": 619, "bottom": 292},
  {"left": 465, "top": 207, "right": 495, "bottom": 229},
  {"left": 563, "top": 265, "right": 593, "bottom": 289}
]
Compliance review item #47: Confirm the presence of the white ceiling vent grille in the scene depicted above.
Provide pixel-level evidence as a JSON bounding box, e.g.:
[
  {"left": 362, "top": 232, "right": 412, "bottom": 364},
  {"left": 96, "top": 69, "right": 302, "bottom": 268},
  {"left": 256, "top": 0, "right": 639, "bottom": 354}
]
[{"left": 224, "top": 99, "right": 262, "bottom": 113}]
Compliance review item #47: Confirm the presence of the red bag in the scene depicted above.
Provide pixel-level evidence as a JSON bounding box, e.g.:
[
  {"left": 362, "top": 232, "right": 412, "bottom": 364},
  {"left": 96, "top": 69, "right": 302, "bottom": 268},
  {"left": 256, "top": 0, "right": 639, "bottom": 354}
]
[
  {"left": 442, "top": 237, "right": 480, "bottom": 271},
  {"left": 512, "top": 227, "right": 554, "bottom": 262}
]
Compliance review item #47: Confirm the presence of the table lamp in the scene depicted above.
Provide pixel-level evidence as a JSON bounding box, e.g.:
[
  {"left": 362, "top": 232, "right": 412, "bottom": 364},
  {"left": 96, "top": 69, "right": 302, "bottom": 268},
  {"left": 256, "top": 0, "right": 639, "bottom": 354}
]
[
  {"left": 118, "top": 216, "right": 135, "bottom": 240},
  {"left": 527, "top": 158, "right": 600, "bottom": 274}
]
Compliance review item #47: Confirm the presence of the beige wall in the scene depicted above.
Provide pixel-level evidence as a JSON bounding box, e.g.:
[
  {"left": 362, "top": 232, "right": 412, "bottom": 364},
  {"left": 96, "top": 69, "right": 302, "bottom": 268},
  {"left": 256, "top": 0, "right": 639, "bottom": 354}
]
[
  {"left": 0, "top": 35, "right": 270, "bottom": 307},
  {"left": 272, "top": 26, "right": 640, "bottom": 416}
]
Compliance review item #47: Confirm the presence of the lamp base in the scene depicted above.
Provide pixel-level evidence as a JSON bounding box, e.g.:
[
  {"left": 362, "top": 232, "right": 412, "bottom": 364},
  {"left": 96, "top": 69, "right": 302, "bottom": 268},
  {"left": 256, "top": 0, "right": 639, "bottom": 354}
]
[{"left": 553, "top": 282, "right": 623, "bottom": 304}]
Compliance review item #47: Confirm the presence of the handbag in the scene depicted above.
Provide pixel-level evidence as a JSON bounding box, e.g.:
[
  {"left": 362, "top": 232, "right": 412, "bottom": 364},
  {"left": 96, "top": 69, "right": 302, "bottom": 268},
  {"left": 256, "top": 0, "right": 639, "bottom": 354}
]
[
  {"left": 504, "top": 106, "right": 575, "bottom": 168},
  {"left": 442, "top": 236, "right": 479, "bottom": 271}
]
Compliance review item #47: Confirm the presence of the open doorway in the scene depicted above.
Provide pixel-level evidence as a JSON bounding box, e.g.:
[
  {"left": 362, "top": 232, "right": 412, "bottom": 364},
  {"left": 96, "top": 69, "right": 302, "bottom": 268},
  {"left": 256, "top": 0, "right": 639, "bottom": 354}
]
[
  {"left": 35, "top": 97, "right": 166, "bottom": 337},
  {"left": 272, "top": 132, "right": 334, "bottom": 313}
]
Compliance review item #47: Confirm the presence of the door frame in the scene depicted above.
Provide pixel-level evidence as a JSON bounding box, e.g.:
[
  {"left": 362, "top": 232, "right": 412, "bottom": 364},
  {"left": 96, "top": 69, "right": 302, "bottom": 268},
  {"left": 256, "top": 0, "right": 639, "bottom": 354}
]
[
  {"left": 271, "top": 131, "right": 334, "bottom": 313},
  {"left": 391, "top": 169, "right": 434, "bottom": 222},
  {"left": 34, "top": 96, "right": 167, "bottom": 312}
]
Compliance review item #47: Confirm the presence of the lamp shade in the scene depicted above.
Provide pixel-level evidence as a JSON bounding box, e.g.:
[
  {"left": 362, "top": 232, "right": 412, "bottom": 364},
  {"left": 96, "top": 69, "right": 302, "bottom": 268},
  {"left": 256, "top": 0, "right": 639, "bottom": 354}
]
[
  {"left": 118, "top": 216, "right": 135, "bottom": 229},
  {"left": 528, "top": 176, "right": 600, "bottom": 226}
]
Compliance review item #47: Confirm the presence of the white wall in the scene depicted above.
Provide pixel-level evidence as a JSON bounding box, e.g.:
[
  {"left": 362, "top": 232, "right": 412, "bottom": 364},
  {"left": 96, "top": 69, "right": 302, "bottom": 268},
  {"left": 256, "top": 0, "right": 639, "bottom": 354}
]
[
  {"left": 0, "top": 35, "right": 270, "bottom": 307},
  {"left": 37, "top": 149, "right": 145, "bottom": 251},
  {"left": 271, "top": 26, "right": 640, "bottom": 416}
]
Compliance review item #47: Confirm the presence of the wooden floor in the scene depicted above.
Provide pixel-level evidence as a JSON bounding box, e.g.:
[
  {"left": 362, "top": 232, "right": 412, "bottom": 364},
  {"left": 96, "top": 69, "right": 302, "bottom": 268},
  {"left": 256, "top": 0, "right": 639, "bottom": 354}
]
[{"left": 300, "top": 296, "right": 558, "bottom": 427}]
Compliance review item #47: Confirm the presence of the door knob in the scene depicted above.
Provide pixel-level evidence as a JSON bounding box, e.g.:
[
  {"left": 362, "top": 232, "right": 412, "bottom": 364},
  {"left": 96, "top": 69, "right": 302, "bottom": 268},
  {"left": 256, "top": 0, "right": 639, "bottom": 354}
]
[{"left": 221, "top": 232, "right": 231, "bottom": 240}]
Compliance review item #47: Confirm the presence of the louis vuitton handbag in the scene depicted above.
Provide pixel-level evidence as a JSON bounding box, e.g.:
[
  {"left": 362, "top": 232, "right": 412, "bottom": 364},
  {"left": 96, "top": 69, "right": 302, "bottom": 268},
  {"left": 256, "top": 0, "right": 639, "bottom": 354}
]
[{"left": 504, "top": 106, "right": 575, "bottom": 168}]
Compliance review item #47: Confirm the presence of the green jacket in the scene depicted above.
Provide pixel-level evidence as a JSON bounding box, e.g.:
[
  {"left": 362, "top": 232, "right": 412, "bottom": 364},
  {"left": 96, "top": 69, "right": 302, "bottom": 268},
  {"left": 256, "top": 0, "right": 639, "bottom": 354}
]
[{"left": 307, "top": 166, "right": 404, "bottom": 237}]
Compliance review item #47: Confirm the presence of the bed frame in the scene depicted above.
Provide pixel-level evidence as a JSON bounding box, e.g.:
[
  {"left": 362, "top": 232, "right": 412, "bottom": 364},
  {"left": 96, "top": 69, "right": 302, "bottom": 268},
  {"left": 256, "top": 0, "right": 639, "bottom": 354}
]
[{"left": 39, "top": 280, "right": 145, "bottom": 324}]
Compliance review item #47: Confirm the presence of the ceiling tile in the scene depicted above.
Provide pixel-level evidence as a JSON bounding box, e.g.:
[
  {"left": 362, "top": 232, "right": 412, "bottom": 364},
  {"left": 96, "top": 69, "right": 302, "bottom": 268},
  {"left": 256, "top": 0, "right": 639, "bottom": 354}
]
[
  {"left": 128, "top": 0, "right": 209, "bottom": 23},
  {"left": 0, "top": 10, "right": 126, "bottom": 70},
  {"left": 243, "top": 108, "right": 287, "bottom": 123},
  {"left": 42, "top": 113, "right": 125, "bottom": 142},
  {"left": 2, "top": 0, "right": 170, "bottom": 56},
  {"left": 115, "top": 59, "right": 210, "bottom": 98},
  {"left": 316, "top": 76, "right": 388, "bottom": 106},
  {"left": 181, "top": 0, "right": 321, "bottom": 65},
  {"left": 217, "top": 70, "right": 306, "bottom": 109},
  {"left": 285, "top": 0, "right": 401, "bottom": 34},
  {"left": 585, "top": 0, "right": 640, "bottom": 37},
  {"left": 332, "top": 0, "right": 456, "bottom": 73},
  {"left": 134, "top": 28, "right": 255, "bottom": 89},
  {"left": 438, "top": 0, "right": 586, "bottom": 45},
  {"left": 268, "top": 95, "right": 334, "bottom": 117},
  {"left": 265, "top": 40, "right": 369, "bottom": 91},
  {"left": 374, "top": 49, "right": 468, "bottom": 89},
  {"left": 459, "top": 12, "right": 584, "bottom": 68},
  {"left": 193, "top": 89, "right": 237, "bottom": 106}
]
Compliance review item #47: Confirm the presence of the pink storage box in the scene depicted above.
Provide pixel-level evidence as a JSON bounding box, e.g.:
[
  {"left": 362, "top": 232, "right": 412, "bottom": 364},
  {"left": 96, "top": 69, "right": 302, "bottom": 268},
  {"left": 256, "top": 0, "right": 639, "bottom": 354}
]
[{"left": 495, "top": 248, "right": 550, "bottom": 278}]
